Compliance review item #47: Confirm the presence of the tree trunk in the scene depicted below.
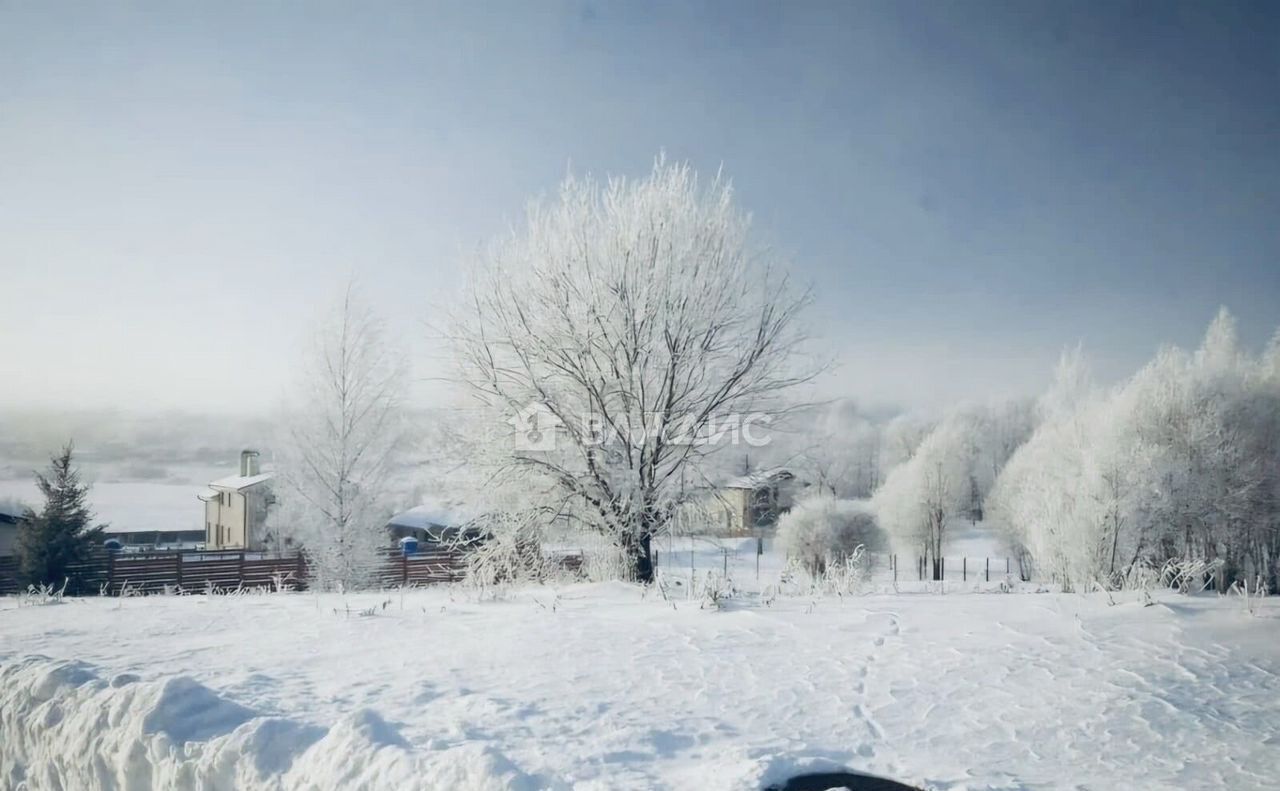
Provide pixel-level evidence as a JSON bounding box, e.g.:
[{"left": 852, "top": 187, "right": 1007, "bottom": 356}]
[{"left": 623, "top": 532, "right": 654, "bottom": 583}]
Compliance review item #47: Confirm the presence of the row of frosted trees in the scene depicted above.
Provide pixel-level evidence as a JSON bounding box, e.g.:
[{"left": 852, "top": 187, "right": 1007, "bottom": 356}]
[
  {"left": 990, "top": 310, "right": 1280, "bottom": 592},
  {"left": 864, "top": 309, "right": 1278, "bottom": 593}
]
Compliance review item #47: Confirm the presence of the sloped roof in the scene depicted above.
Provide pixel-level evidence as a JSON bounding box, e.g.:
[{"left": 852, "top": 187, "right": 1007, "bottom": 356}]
[
  {"left": 388, "top": 500, "right": 473, "bottom": 530},
  {"left": 104, "top": 524, "right": 205, "bottom": 535},
  {"left": 722, "top": 467, "right": 796, "bottom": 490},
  {"left": 208, "top": 472, "right": 273, "bottom": 491}
]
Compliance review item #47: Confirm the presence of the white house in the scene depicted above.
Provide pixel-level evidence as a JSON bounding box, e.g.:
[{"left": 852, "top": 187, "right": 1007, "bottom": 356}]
[
  {"left": 709, "top": 467, "right": 807, "bottom": 535},
  {"left": 199, "top": 450, "right": 275, "bottom": 551}
]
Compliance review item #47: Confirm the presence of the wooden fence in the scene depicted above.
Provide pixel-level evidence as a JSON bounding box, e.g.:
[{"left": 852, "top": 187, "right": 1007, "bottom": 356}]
[
  {"left": 0, "top": 545, "right": 480, "bottom": 597},
  {"left": 0, "top": 555, "right": 18, "bottom": 596},
  {"left": 378, "top": 547, "right": 470, "bottom": 587}
]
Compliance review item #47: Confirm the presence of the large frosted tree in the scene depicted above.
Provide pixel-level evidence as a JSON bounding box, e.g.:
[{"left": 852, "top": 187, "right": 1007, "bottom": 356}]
[
  {"left": 275, "top": 285, "right": 408, "bottom": 590},
  {"left": 453, "top": 157, "right": 818, "bottom": 581}
]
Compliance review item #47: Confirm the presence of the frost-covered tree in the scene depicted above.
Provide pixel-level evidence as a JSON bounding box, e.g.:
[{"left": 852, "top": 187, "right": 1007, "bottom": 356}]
[
  {"left": 17, "top": 443, "right": 105, "bottom": 587},
  {"left": 879, "top": 413, "right": 933, "bottom": 475},
  {"left": 990, "top": 309, "right": 1280, "bottom": 591},
  {"left": 452, "top": 156, "right": 818, "bottom": 582},
  {"left": 778, "top": 494, "right": 883, "bottom": 574},
  {"left": 780, "top": 400, "right": 885, "bottom": 499},
  {"left": 275, "top": 285, "right": 408, "bottom": 590},
  {"left": 873, "top": 401, "right": 1033, "bottom": 579}
]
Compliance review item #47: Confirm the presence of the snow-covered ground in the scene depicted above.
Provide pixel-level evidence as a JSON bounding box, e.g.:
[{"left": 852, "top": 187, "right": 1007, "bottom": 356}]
[
  {"left": 2, "top": 579, "right": 1278, "bottom": 790},
  {"left": 649, "top": 524, "right": 1017, "bottom": 593}
]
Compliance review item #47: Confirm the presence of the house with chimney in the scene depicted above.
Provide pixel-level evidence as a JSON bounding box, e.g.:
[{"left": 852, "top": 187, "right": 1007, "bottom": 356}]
[
  {"left": 712, "top": 467, "right": 807, "bottom": 535},
  {"left": 199, "top": 450, "right": 275, "bottom": 551}
]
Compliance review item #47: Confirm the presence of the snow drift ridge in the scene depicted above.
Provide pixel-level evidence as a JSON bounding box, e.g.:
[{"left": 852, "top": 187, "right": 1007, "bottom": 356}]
[{"left": 0, "top": 657, "right": 544, "bottom": 791}]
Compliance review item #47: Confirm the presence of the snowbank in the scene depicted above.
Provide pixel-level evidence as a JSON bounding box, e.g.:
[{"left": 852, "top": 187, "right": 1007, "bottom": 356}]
[
  {"left": 0, "top": 657, "right": 544, "bottom": 791},
  {"left": 2, "top": 584, "right": 1278, "bottom": 790}
]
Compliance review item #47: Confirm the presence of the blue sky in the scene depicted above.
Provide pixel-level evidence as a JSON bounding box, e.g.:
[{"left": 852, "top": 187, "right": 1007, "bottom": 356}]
[{"left": 1, "top": 1, "right": 1276, "bottom": 413}]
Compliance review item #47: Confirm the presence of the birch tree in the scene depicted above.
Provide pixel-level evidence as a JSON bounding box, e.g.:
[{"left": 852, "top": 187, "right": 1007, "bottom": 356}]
[
  {"left": 452, "top": 156, "right": 818, "bottom": 581},
  {"left": 276, "top": 285, "right": 408, "bottom": 590}
]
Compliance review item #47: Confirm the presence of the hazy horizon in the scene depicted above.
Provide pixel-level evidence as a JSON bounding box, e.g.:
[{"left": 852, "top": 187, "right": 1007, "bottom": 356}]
[{"left": 3, "top": 1, "right": 1277, "bottom": 415}]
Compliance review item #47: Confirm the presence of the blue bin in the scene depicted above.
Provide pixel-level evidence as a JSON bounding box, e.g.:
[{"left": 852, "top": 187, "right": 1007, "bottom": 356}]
[
  {"left": 103, "top": 538, "right": 123, "bottom": 552},
  {"left": 399, "top": 536, "right": 419, "bottom": 556}
]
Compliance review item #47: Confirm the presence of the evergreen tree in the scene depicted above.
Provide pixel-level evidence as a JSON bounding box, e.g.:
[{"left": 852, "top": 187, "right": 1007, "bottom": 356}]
[{"left": 17, "top": 443, "right": 105, "bottom": 587}]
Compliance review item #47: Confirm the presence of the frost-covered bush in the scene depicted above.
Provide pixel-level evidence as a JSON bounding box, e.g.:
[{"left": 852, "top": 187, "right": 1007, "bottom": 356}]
[
  {"left": 17, "top": 580, "right": 67, "bottom": 607},
  {"left": 777, "top": 495, "right": 883, "bottom": 575},
  {"left": 776, "top": 545, "right": 870, "bottom": 598}
]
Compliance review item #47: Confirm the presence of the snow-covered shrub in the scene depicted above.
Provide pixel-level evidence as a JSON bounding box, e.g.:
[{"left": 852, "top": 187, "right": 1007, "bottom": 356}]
[
  {"left": 808, "top": 546, "right": 870, "bottom": 596},
  {"left": 461, "top": 529, "right": 557, "bottom": 600},
  {"left": 1160, "top": 558, "right": 1224, "bottom": 594},
  {"left": 777, "top": 545, "right": 870, "bottom": 598},
  {"left": 579, "top": 543, "right": 631, "bottom": 583},
  {"left": 1229, "top": 576, "right": 1268, "bottom": 616},
  {"left": 17, "top": 580, "right": 67, "bottom": 607},
  {"left": 697, "top": 571, "right": 735, "bottom": 609},
  {"left": 777, "top": 495, "right": 883, "bottom": 575}
]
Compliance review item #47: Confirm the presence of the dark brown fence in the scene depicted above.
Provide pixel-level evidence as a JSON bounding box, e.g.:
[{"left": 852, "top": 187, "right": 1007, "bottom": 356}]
[
  {"left": 0, "top": 549, "right": 310, "bottom": 596},
  {"left": 0, "top": 546, "right": 477, "bottom": 596},
  {"left": 103, "top": 551, "right": 309, "bottom": 595},
  {"left": 0, "top": 555, "right": 19, "bottom": 595},
  {"left": 1, "top": 540, "right": 605, "bottom": 596},
  {"left": 378, "top": 547, "right": 470, "bottom": 587}
]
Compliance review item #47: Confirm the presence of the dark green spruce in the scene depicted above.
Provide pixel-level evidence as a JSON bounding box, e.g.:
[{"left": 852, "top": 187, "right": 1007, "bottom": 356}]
[{"left": 17, "top": 443, "right": 105, "bottom": 588}]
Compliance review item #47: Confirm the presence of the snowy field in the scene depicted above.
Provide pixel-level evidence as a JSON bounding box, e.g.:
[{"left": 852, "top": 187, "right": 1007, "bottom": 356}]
[{"left": 2, "top": 581, "right": 1278, "bottom": 791}]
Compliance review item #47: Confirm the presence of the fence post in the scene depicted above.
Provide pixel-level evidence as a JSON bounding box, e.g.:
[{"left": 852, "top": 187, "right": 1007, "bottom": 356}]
[
  {"left": 1006, "top": 557, "right": 1010, "bottom": 575},
  {"left": 175, "top": 551, "right": 184, "bottom": 589},
  {"left": 963, "top": 557, "right": 967, "bottom": 582},
  {"left": 238, "top": 552, "right": 246, "bottom": 588},
  {"left": 296, "top": 553, "right": 305, "bottom": 589},
  {"left": 402, "top": 551, "right": 409, "bottom": 585},
  {"left": 986, "top": 557, "right": 990, "bottom": 582},
  {"left": 107, "top": 549, "right": 116, "bottom": 596}
]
